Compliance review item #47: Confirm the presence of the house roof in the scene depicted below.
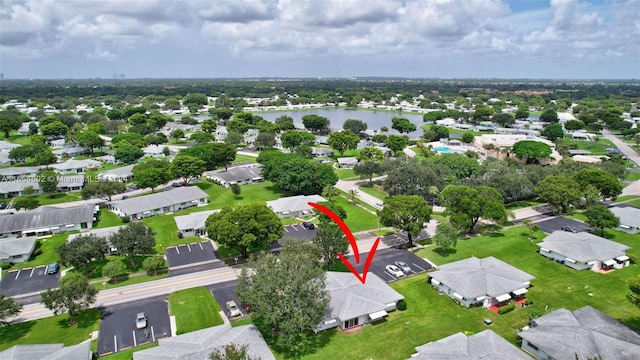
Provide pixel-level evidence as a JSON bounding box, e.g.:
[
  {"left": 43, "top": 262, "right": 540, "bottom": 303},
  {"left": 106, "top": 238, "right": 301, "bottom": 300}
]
[
  {"left": 0, "top": 204, "right": 95, "bottom": 234},
  {"left": 109, "top": 186, "right": 208, "bottom": 216},
  {"left": 518, "top": 306, "right": 640, "bottom": 360},
  {"left": 538, "top": 231, "right": 630, "bottom": 262},
  {"left": 0, "top": 166, "right": 41, "bottom": 177},
  {"left": 51, "top": 159, "right": 101, "bottom": 171},
  {"left": 337, "top": 157, "right": 358, "bottom": 165},
  {"left": 0, "top": 236, "right": 37, "bottom": 258},
  {"left": 325, "top": 271, "right": 404, "bottom": 321},
  {"left": 174, "top": 210, "right": 220, "bottom": 231},
  {"left": 52, "top": 147, "right": 89, "bottom": 156},
  {"left": 311, "top": 147, "right": 334, "bottom": 155},
  {"left": 609, "top": 206, "right": 640, "bottom": 228},
  {"left": 0, "top": 175, "right": 85, "bottom": 194},
  {"left": 430, "top": 256, "right": 534, "bottom": 299},
  {"left": 0, "top": 341, "right": 91, "bottom": 360},
  {"left": 142, "top": 145, "right": 185, "bottom": 155},
  {"left": 67, "top": 225, "right": 126, "bottom": 242},
  {"left": 266, "top": 195, "right": 326, "bottom": 214},
  {"left": 411, "top": 330, "right": 530, "bottom": 360},
  {"left": 97, "top": 164, "right": 135, "bottom": 179},
  {"left": 0, "top": 140, "right": 20, "bottom": 152},
  {"left": 204, "top": 164, "right": 263, "bottom": 183},
  {"left": 133, "top": 323, "right": 275, "bottom": 360}
]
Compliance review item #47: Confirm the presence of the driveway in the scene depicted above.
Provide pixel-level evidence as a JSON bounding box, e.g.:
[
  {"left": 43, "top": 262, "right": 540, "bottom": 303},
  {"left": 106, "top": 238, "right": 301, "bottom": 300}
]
[
  {"left": 0, "top": 265, "right": 60, "bottom": 296},
  {"left": 97, "top": 296, "right": 171, "bottom": 357},
  {"left": 536, "top": 217, "right": 594, "bottom": 234},
  {"left": 340, "top": 248, "right": 434, "bottom": 283},
  {"left": 207, "top": 280, "right": 247, "bottom": 319}
]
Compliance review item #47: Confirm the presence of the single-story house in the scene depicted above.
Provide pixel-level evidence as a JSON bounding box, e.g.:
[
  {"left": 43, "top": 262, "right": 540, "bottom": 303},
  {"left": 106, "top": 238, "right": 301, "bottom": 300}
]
[
  {"left": 204, "top": 164, "right": 263, "bottom": 187},
  {"left": 337, "top": 157, "right": 359, "bottom": 168},
  {"left": 95, "top": 154, "right": 118, "bottom": 165},
  {"left": 0, "top": 236, "right": 37, "bottom": 263},
  {"left": 315, "top": 135, "right": 329, "bottom": 145},
  {"left": 609, "top": 206, "right": 640, "bottom": 234},
  {"left": 0, "top": 140, "right": 20, "bottom": 153},
  {"left": 133, "top": 323, "right": 275, "bottom": 360},
  {"left": 0, "top": 152, "right": 12, "bottom": 166},
  {"left": 49, "top": 139, "right": 76, "bottom": 148},
  {"left": 571, "top": 132, "right": 596, "bottom": 141},
  {"left": 311, "top": 147, "right": 334, "bottom": 158},
  {"left": 174, "top": 209, "right": 221, "bottom": 236},
  {"left": 0, "top": 204, "right": 96, "bottom": 238},
  {"left": 164, "top": 122, "right": 201, "bottom": 132},
  {"left": 537, "top": 231, "right": 631, "bottom": 271},
  {"left": 67, "top": 225, "right": 126, "bottom": 253},
  {"left": 266, "top": 194, "right": 327, "bottom": 218},
  {"left": 410, "top": 329, "right": 531, "bottom": 360},
  {"left": 142, "top": 145, "right": 184, "bottom": 158},
  {"left": 97, "top": 164, "right": 135, "bottom": 182},
  {"left": 0, "top": 175, "right": 85, "bottom": 198},
  {"left": 518, "top": 306, "right": 640, "bottom": 360},
  {"left": 429, "top": 256, "right": 535, "bottom": 308},
  {"left": 0, "top": 166, "right": 41, "bottom": 180},
  {"left": 0, "top": 341, "right": 92, "bottom": 360},
  {"left": 316, "top": 272, "right": 404, "bottom": 332},
  {"left": 108, "top": 186, "right": 208, "bottom": 220},
  {"left": 52, "top": 146, "right": 90, "bottom": 158},
  {"left": 568, "top": 149, "right": 592, "bottom": 156},
  {"left": 51, "top": 159, "right": 102, "bottom": 174},
  {"left": 55, "top": 175, "right": 85, "bottom": 192},
  {"left": 17, "top": 121, "right": 38, "bottom": 135}
]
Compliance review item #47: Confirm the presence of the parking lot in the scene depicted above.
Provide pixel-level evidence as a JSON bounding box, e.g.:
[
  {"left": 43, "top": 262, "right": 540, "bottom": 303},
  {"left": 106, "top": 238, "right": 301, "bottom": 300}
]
[
  {"left": 97, "top": 296, "right": 171, "bottom": 357},
  {"left": 207, "top": 280, "right": 247, "bottom": 320},
  {"left": 280, "top": 224, "right": 317, "bottom": 242},
  {"left": 536, "top": 216, "right": 594, "bottom": 234},
  {"left": 0, "top": 265, "right": 60, "bottom": 296},
  {"left": 341, "top": 248, "right": 434, "bottom": 283}
]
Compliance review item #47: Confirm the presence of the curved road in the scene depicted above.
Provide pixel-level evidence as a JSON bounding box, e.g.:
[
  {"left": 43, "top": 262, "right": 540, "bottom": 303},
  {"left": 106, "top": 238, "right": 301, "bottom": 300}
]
[{"left": 601, "top": 129, "right": 640, "bottom": 167}]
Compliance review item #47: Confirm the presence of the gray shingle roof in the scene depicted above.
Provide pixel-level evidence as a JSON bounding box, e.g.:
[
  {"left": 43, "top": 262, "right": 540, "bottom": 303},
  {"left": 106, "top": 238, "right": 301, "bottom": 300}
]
[
  {"left": 97, "top": 164, "right": 135, "bottom": 180},
  {"left": 411, "top": 330, "right": 530, "bottom": 360},
  {"left": 429, "top": 257, "right": 534, "bottom": 299},
  {"left": 325, "top": 271, "right": 404, "bottom": 321},
  {"left": 337, "top": 157, "right": 358, "bottom": 165},
  {"left": 518, "top": 306, "right": 640, "bottom": 360},
  {"left": 133, "top": 324, "right": 275, "bottom": 360},
  {"left": 0, "top": 140, "right": 20, "bottom": 152},
  {"left": 0, "top": 166, "right": 41, "bottom": 177},
  {"left": 203, "top": 164, "right": 263, "bottom": 184},
  {"left": 538, "top": 231, "right": 630, "bottom": 262},
  {"left": 51, "top": 159, "right": 101, "bottom": 171},
  {"left": 174, "top": 210, "right": 220, "bottom": 232},
  {"left": 0, "top": 204, "right": 95, "bottom": 234},
  {"left": 0, "top": 176, "right": 85, "bottom": 195},
  {"left": 108, "top": 186, "right": 208, "bottom": 216},
  {"left": 609, "top": 206, "right": 640, "bottom": 228},
  {"left": 0, "top": 236, "right": 37, "bottom": 258},
  {"left": 67, "top": 226, "right": 126, "bottom": 242},
  {"left": 0, "top": 341, "right": 91, "bottom": 360},
  {"left": 266, "top": 195, "right": 326, "bottom": 214}
]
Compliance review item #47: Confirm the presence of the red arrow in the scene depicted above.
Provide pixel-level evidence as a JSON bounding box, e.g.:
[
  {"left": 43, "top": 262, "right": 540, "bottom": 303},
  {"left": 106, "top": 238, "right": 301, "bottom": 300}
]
[{"left": 308, "top": 202, "right": 380, "bottom": 284}]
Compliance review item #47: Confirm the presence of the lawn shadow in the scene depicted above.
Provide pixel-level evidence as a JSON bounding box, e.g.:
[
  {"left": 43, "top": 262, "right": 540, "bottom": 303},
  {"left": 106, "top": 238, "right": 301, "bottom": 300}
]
[
  {"left": 195, "top": 182, "right": 212, "bottom": 191},
  {"left": 488, "top": 233, "right": 506, "bottom": 238},
  {"left": 432, "top": 247, "right": 457, "bottom": 256},
  {"left": 0, "top": 320, "right": 35, "bottom": 345}
]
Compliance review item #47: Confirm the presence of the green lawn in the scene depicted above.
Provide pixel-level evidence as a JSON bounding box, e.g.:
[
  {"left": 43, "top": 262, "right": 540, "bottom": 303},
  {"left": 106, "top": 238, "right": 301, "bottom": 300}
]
[
  {"left": 560, "top": 137, "right": 615, "bottom": 155},
  {"left": 329, "top": 196, "right": 379, "bottom": 232},
  {"left": 625, "top": 172, "right": 640, "bottom": 181},
  {"left": 167, "top": 287, "right": 224, "bottom": 335},
  {"left": 24, "top": 192, "right": 83, "bottom": 206},
  {"left": 0, "top": 309, "right": 101, "bottom": 351},
  {"left": 233, "top": 154, "right": 258, "bottom": 163},
  {"left": 625, "top": 198, "right": 640, "bottom": 207},
  {"left": 4, "top": 232, "right": 73, "bottom": 271},
  {"left": 334, "top": 168, "right": 358, "bottom": 180},
  {"left": 358, "top": 184, "right": 388, "bottom": 200},
  {"left": 95, "top": 209, "right": 124, "bottom": 228}
]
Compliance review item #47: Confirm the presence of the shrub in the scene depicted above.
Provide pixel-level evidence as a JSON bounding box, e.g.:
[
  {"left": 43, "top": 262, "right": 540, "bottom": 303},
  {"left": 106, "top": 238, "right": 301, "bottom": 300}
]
[
  {"left": 1, "top": 262, "right": 11, "bottom": 270},
  {"left": 397, "top": 299, "right": 407, "bottom": 311},
  {"left": 32, "top": 248, "right": 42, "bottom": 257},
  {"left": 120, "top": 216, "right": 130, "bottom": 223},
  {"left": 498, "top": 302, "right": 516, "bottom": 315}
]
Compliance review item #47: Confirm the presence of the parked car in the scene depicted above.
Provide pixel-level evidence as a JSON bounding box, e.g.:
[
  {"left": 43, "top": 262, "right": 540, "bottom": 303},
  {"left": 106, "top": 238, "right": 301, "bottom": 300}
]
[
  {"left": 171, "top": 182, "right": 184, "bottom": 187},
  {"left": 135, "top": 312, "right": 148, "bottom": 329},
  {"left": 395, "top": 261, "right": 411, "bottom": 273},
  {"left": 46, "top": 263, "right": 59, "bottom": 275},
  {"left": 226, "top": 300, "right": 242, "bottom": 318},
  {"left": 385, "top": 264, "right": 404, "bottom": 278},
  {"left": 375, "top": 202, "right": 383, "bottom": 208},
  {"left": 561, "top": 226, "right": 578, "bottom": 233},
  {"left": 302, "top": 221, "right": 315, "bottom": 230}
]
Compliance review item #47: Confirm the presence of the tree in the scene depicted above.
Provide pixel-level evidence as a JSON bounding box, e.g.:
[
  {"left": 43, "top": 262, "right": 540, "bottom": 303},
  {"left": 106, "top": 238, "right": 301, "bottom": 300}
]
[
  {"left": 102, "top": 261, "right": 128, "bottom": 283},
  {"left": 535, "top": 175, "right": 582, "bottom": 214},
  {"left": 422, "top": 125, "right": 449, "bottom": 142},
  {"left": 209, "top": 343, "right": 262, "bottom": 360},
  {"left": 391, "top": 117, "right": 416, "bottom": 133},
  {"left": 492, "top": 113, "right": 515, "bottom": 127},
  {"left": 88, "top": 122, "right": 107, "bottom": 134},
  {"left": 77, "top": 130, "right": 104, "bottom": 153},
  {"left": 211, "top": 108, "right": 234, "bottom": 122},
  {"left": 112, "top": 132, "right": 146, "bottom": 148},
  {"left": 461, "top": 131, "right": 475, "bottom": 144},
  {"left": 0, "top": 293, "right": 23, "bottom": 326},
  {"left": 38, "top": 170, "right": 58, "bottom": 195},
  {"left": 109, "top": 223, "right": 156, "bottom": 266},
  {"left": 430, "top": 153, "right": 479, "bottom": 179},
  {"left": 522, "top": 219, "right": 539, "bottom": 241},
  {"left": 142, "top": 256, "right": 167, "bottom": 276},
  {"left": 343, "top": 119, "right": 367, "bottom": 134},
  {"left": 439, "top": 185, "right": 507, "bottom": 234},
  {"left": 41, "top": 273, "right": 97, "bottom": 325},
  {"left": 512, "top": 140, "right": 552, "bottom": 163},
  {"left": 585, "top": 205, "right": 620, "bottom": 236},
  {"left": 627, "top": 276, "right": 640, "bottom": 309},
  {"left": 57, "top": 234, "right": 109, "bottom": 270},
  {"left": 384, "top": 135, "right": 408, "bottom": 156},
  {"left": 353, "top": 161, "right": 383, "bottom": 185},
  {"left": 327, "top": 130, "right": 359, "bottom": 156},
  {"left": 226, "top": 119, "right": 250, "bottom": 134},
  {"left": 189, "top": 132, "right": 213, "bottom": 144},
  {"left": 114, "top": 143, "right": 144, "bottom": 164},
  {"left": 302, "top": 114, "right": 329, "bottom": 133},
  {"left": 40, "top": 120, "right": 69, "bottom": 137},
  {"left": 313, "top": 224, "right": 348, "bottom": 270},
  {"left": 261, "top": 155, "right": 337, "bottom": 195},
  {"left": 379, "top": 195, "right": 432, "bottom": 244},
  {"left": 34, "top": 149, "right": 57, "bottom": 166},
  {"left": 472, "top": 105, "right": 493, "bottom": 122},
  {"left": 13, "top": 196, "right": 39, "bottom": 210},
  {"left": 0, "top": 112, "right": 23, "bottom": 138},
  {"left": 236, "top": 240, "right": 329, "bottom": 356},
  {"left": 170, "top": 155, "right": 205, "bottom": 184},
  {"left": 225, "top": 131, "right": 244, "bottom": 147},
  {"left": 201, "top": 119, "right": 217, "bottom": 133},
  {"left": 9, "top": 145, "right": 33, "bottom": 163},
  {"left": 371, "top": 134, "right": 387, "bottom": 143},
  {"left": 206, "top": 203, "right": 283, "bottom": 258},
  {"left": 255, "top": 131, "right": 276, "bottom": 150},
  {"left": 515, "top": 106, "right": 530, "bottom": 120},
  {"left": 357, "top": 147, "right": 384, "bottom": 161},
  {"left": 541, "top": 123, "right": 564, "bottom": 141},
  {"left": 81, "top": 180, "right": 126, "bottom": 201},
  {"left": 281, "top": 130, "right": 304, "bottom": 151},
  {"left": 293, "top": 144, "right": 313, "bottom": 158},
  {"left": 573, "top": 168, "right": 622, "bottom": 200},
  {"left": 211, "top": 142, "right": 237, "bottom": 170},
  {"left": 231, "top": 183, "right": 242, "bottom": 198},
  {"left": 170, "top": 129, "right": 185, "bottom": 142},
  {"left": 540, "top": 108, "right": 559, "bottom": 123},
  {"left": 433, "top": 223, "right": 458, "bottom": 256},
  {"left": 314, "top": 201, "right": 347, "bottom": 224},
  {"left": 274, "top": 115, "right": 295, "bottom": 130},
  {"left": 564, "top": 120, "right": 585, "bottom": 131}
]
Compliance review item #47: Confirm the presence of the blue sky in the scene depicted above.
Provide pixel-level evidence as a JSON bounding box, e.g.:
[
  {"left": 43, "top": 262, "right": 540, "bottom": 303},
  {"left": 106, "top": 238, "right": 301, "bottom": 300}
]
[{"left": 0, "top": 0, "right": 638, "bottom": 79}]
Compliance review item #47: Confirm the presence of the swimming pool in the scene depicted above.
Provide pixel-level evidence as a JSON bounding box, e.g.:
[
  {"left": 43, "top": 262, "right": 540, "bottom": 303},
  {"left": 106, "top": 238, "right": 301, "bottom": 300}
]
[{"left": 433, "top": 147, "right": 465, "bottom": 154}]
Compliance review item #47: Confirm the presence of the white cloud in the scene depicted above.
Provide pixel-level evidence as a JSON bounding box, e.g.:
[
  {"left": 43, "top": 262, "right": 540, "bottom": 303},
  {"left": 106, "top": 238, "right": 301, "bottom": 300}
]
[{"left": 86, "top": 47, "right": 117, "bottom": 60}]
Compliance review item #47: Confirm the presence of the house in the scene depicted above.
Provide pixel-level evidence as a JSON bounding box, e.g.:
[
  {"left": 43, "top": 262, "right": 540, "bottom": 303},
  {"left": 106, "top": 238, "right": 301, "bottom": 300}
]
[
  {"left": 428, "top": 256, "right": 534, "bottom": 308},
  {"left": 609, "top": 206, "right": 640, "bottom": 234},
  {"left": 311, "top": 147, "right": 334, "bottom": 158},
  {"left": 518, "top": 306, "right": 640, "bottom": 360},
  {"left": 108, "top": 186, "right": 208, "bottom": 220},
  {"left": 95, "top": 154, "right": 118, "bottom": 165},
  {"left": 571, "top": 132, "right": 596, "bottom": 141},
  {"left": 315, "top": 135, "right": 329, "bottom": 145},
  {"left": 49, "top": 139, "right": 77, "bottom": 148},
  {"left": 0, "top": 236, "right": 37, "bottom": 263},
  {"left": 0, "top": 140, "right": 20, "bottom": 153},
  {"left": 0, "top": 341, "right": 92, "bottom": 360},
  {"left": 0, "top": 175, "right": 85, "bottom": 198},
  {"left": 133, "top": 323, "right": 274, "bottom": 360},
  {"left": 174, "top": 209, "right": 220, "bottom": 236},
  {"left": 142, "top": 145, "right": 184, "bottom": 158},
  {"left": 67, "top": 225, "right": 126, "bottom": 253},
  {"left": 97, "top": 164, "right": 135, "bottom": 182},
  {"left": 538, "top": 231, "right": 631, "bottom": 271},
  {"left": 473, "top": 134, "right": 561, "bottom": 164},
  {"left": 337, "top": 157, "right": 359, "bottom": 168},
  {"left": 0, "top": 204, "right": 96, "bottom": 238},
  {"left": 266, "top": 194, "right": 327, "bottom": 218},
  {"left": 204, "top": 164, "right": 263, "bottom": 188},
  {"left": 316, "top": 272, "right": 404, "bottom": 332},
  {"left": 52, "top": 146, "right": 90, "bottom": 158},
  {"left": 51, "top": 159, "right": 102, "bottom": 174},
  {"left": 0, "top": 166, "right": 41, "bottom": 180},
  {"left": 17, "top": 121, "right": 38, "bottom": 135},
  {"left": 55, "top": 175, "right": 85, "bottom": 192},
  {"left": 410, "top": 330, "right": 531, "bottom": 360}
]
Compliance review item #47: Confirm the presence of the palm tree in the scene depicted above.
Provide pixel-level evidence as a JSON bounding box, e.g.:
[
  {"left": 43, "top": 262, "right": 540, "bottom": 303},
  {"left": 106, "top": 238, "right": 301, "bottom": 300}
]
[
  {"left": 322, "top": 185, "right": 338, "bottom": 200},
  {"left": 348, "top": 189, "right": 358, "bottom": 204}
]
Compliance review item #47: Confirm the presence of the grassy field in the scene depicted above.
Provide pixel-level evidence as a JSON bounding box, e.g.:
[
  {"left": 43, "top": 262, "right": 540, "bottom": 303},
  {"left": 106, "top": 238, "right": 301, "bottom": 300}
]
[
  {"left": 22, "top": 192, "right": 83, "bottom": 206},
  {"left": 4, "top": 232, "right": 73, "bottom": 271},
  {"left": 233, "top": 154, "right": 258, "bottom": 163},
  {"left": 626, "top": 172, "right": 640, "bottom": 181},
  {"left": 95, "top": 209, "right": 124, "bottom": 228},
  {"left": 625, "top": 198, "right": 640, "bottom": 207},
  {"left": 335, "top": 168, "right": 358, "bottom": 180},
  {"left": 560, "top": 137, "right": 615, "bottom": 155},
  {"left": 168, "top": 287, "right": 224, "bottom": 334},
  {"left": 329, "top": 196, "right": 379, "bottom": 232},
  {"left": 0, "top": 309, "right": 101, "bottom": 351},
  {"left": 357, "top": 184, "right": 388, "bottom": 200}
]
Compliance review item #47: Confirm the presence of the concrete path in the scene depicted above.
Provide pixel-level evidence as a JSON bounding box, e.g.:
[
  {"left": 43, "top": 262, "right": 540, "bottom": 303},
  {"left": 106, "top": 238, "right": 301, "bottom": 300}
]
[
  {"left": 601, "top": 129, "right": 640, "bottom": 167},
  {"left": 403, "top": 147, "right": 417, "bottom": 158}
]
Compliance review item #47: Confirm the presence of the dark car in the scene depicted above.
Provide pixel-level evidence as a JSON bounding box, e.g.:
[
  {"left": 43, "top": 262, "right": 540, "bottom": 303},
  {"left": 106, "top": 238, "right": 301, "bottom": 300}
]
[
  {"left": 302, "top": 221, "right": 315, "bottom": 230},
  {"left": 46, "top": 263, "right": 60, "bottom": 275},
  {"left": 561, "top": 226, "right": 578, "bottom": 233},
  {"left": 171, "top": 182, "right": 184, "bottom": 187}
]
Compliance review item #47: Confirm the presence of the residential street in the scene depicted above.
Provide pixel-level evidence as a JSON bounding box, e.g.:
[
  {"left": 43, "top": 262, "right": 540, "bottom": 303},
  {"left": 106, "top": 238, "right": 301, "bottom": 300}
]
[{"left": 601, "top": 129, "right": 640, "bottom": 167}]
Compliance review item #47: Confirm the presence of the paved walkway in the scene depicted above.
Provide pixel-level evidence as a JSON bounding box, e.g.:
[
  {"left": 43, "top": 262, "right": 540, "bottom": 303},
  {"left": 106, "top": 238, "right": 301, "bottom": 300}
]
[{"left": 403, "top": 147, "right": 417, "bottom": 158}]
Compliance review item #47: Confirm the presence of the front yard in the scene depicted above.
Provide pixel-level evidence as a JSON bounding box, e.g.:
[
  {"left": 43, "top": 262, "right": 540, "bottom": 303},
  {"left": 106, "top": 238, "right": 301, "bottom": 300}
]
[{"left": 168, "top": 287, "right": 223, "bottom": 335}]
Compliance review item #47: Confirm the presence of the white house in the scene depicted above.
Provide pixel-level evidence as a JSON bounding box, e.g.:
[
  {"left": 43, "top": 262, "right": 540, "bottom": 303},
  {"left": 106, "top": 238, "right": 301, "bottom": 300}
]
[
  {"left": 609, "top": 206, "right": 640, "bottom": 234},
  {"left": 52, "top": 146, "right": 90, "bottom": 158},
  {"left": 537, "top": 231, "right": 631, "bottom": 271},
  {"left": 0, "top": 140, "right": 20, "bottom": 153},
  {"left": 142, "top": 145, "right": 184, "bottom": 158},
  {"left": 97, "top": 164, "right": 135, "bottom": 182},
  {"left": 67, "top": 225, "right": 126, "bottom": 253},
  {"left": 0, "top": 204, "right": 96, "bottom": 238},
  {"left": 410, "top": 330, "right": 531, "bottom": 360},
  {"left": 0, "top": 166, "right": 41, "bottom": 180},
  {"left": 204, "top": 164, "right": 263, "bottom": 188},
  {"left": 311, "top": 147, "right": 334, "bottom": 158},
  {"left": 51, "top": 159, "right": 102, "bottom": 174},
  {"left": 174, "top": 209, "right": 221, "bottom": 237},
  {"left": 0, "top": 236, "right": 37, "bottom": 263},
  {"left": 0, "top": 175, "right": 84, "bottom": 198},
  {"left": 337, "top": 157, "right": 359, "bottom": 168},
  {"left": 108, "top": 186, "right": 208, "bottom": 220},
  {"left": 266, "top": 194, "right": 326, "bottom": 218}
]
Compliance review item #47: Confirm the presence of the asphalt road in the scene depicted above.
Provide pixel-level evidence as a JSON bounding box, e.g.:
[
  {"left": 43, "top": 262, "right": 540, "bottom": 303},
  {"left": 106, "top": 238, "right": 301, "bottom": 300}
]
[{"left": 602, "top": 129, "right": 640, "bottom": 167}]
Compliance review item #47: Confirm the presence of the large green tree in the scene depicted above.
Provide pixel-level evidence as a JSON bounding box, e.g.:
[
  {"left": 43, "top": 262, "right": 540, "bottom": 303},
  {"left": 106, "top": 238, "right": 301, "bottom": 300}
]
[
  {"left": 0, "top": 111, "right": 23, "bottom": 138},
  {"left": 439, "top": 185, "right": 507, "bottom": 234},
  {"left": 0, "top": 294, "right": 23, "bottom": 326},
  {"left": 535, "top": 174, "right": 582, "bottom": 214},
  {"left": 540, "top": 123, "right": 564, "bottom": 141},
  {"left": 312, "top": 224, "right": 349, "bottom": 270},
  {"left": 109, "top": 223, "right": 156, "bottom": 266},
  {"left": 433, "top": 223, "right": 458, "bottom": 256},
  {"left": 261, "top": 154, "right": 338, "bottom": 195},
  {"left": 584, "top": 205, "right": 620, "bottom": 236},
  {"left": 255, "top": 131, "right": 276, "bottom": 150},
  {"left": 302, "top": 114, "right": 329, "bottom": 133},
  {"left": 357, "top": 147, "right": 384, "bottom": 161},
  {"left": 205, "top": 203, "right": 283, "bottom": 258},
  {"left": 342, "top": 119, "right": 367, "bottom": 134},
  {"left": 379, "top": 195, "right": 432, "bottom": 244},
  {"left": 384, "top": 135, "right": 408, "bottom": 156},
  {"left": 391, "top": 117, "right": 416, "bottom": 133},
  {"left": 353, "top": 161, "right": 383, "bottom": 185},
  {"left": 81, "top": 180, "right": 126, "bottom": 201},
  {"left": 40, "top": 120, "right": 69, "bottom": 137},
  {"left": 57, "top": 234, "right": 109, "bottom": 270},
  {"left": 38, "top": 170, "right": 58, "bottom": 195},
  {"left": 77, "top": 130, "right": 105, "bottom": 153},
  {"left": 573, "top": 168, "right": 622, "bottom": 200},
  {"left": 41, "top": 273, "right": 97, "bottom": 325},
  {"left": 170, "top": 155, "right": 206, "bottom": 184},
  {"left": 133, "top": 159, "right": 172, "bottom": 191},
  {"left": 512, "top": 140, "right": 552, "bottom": 163},
  {"left": 114, "top": 143, "right": 144, "bottom": 164},
  {"left": 327, "top": 130, "right": 360, "bottom": 156}
]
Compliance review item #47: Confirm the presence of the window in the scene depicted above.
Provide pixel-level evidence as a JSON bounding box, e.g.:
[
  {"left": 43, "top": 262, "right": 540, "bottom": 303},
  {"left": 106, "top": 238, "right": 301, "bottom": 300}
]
[{"left": 344, "top": 318, "right": 359, "bottom": 329}]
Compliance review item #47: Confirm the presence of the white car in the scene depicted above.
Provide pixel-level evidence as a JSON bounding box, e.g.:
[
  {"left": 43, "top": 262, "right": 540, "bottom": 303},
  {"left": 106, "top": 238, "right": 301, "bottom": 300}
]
[
  {"left": 386, "top": 264, "right": 404, "bottom": 278},
  {"left": 226, "top": 301, "right": 242, "bottom": 318},
  {"left": 135, "top": 312, "right": 147, "bottom": 330},
  {"left": 395, "top": 261, "right": 412, "bottom": 273}
]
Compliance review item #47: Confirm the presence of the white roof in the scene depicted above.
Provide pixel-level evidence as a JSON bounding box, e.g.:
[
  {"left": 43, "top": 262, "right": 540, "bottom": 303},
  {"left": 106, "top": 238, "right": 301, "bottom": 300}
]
[
  {"left": 538, "top": 231, "right": 630, "bottom": 263},
  {"left": 266, "top": 194, "right": 326, "bottom": 214},
  {"left": 610, "top": 206, "right": 640, "bottom": 228},
  {"left": 412, "top": 330, "right": 530, "bottom": 360},
  {"left": 174, "top": 210, "right": 221, "bottom": 231},
  {"left": 109, "top": 186, "right": 208, "bottom": 216},
  {"left": 51, "top": 159, "right": 101, "bottom": 171}
]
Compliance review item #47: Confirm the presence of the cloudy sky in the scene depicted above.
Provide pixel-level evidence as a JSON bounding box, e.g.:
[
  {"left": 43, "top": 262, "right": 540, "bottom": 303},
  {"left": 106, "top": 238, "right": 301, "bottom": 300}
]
[{"left": 1, "top": 0, "right": 638, "bottom": 79}]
